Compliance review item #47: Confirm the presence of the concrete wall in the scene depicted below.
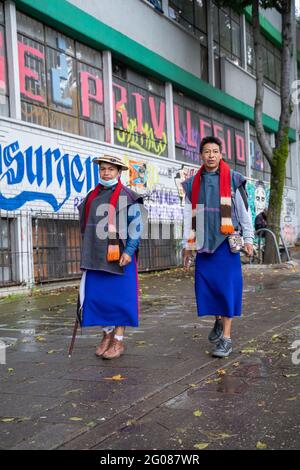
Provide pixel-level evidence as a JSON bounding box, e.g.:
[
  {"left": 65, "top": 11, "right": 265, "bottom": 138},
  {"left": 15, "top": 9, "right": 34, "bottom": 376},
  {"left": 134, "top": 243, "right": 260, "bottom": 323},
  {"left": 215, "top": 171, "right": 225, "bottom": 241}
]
[{"left": 70, "top": 0, "right": 202, "bottom": 78}]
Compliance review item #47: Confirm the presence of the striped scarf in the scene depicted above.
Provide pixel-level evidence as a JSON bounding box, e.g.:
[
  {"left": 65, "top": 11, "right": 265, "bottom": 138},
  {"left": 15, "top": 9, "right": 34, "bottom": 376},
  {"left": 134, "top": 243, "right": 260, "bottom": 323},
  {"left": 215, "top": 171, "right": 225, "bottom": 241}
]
[
  {"left": 188, "top": 159, "right": 234, "bottom": 249},
  {"left": 83, "top": 179, "right": 123, "bottom": 262}
]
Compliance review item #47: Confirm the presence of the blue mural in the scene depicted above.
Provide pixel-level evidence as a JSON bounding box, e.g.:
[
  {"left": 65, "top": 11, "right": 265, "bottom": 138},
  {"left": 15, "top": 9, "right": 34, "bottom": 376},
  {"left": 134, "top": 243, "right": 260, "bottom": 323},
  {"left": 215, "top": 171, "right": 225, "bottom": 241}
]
[{"left": 0, "top": 140, "right": 99, "bottom": 211}]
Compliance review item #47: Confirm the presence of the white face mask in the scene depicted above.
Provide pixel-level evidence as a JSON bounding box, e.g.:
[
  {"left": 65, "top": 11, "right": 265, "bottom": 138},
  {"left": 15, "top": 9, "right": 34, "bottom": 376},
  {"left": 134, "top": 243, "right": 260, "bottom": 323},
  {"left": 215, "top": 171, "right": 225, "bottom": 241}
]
[{"left": 99, "top": 176, "right": 119, "bottom": 187}]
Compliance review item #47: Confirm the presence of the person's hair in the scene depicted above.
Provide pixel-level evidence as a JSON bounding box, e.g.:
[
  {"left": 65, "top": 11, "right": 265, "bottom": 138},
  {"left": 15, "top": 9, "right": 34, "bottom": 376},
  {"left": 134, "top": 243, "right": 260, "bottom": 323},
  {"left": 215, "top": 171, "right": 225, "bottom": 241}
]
[{"left": 200, "top": 136, "right": 222, "bottom": 154}]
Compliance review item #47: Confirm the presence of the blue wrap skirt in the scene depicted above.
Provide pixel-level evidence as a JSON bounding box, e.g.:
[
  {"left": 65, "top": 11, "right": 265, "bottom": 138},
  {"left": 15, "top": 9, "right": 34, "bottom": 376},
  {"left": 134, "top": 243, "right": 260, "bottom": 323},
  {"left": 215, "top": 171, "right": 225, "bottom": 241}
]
[
  {"left": 81, "top": 257, "right": 139, "bottom": 327},
  {"left": 195, "top": 239, "right": 243, "bottom": 318}
]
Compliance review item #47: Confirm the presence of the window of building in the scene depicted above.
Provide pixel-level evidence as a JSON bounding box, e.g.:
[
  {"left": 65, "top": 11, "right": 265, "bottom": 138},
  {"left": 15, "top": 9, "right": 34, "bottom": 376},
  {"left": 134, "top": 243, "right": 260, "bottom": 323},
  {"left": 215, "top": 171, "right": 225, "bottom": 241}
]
[
  {"left": 16, "top": 11, "right": 105, "bottom": 140},
  {"left": 0, "top": 217, "right": 17, "bottom": 286},
  {"left": 112, "top": 60, "right": 168, "bottom": 158},
  {"left": 250, "top": 126, "right": 272, "bottom": 182},
  {"left": 212, "top": 2, "right": 242, "bottom": 88},
  {"left": 246, "top": 23, "right": 281, "bottom": 92},
  {"left": 0, "top": 1, "right": 9, "bottom": 117},
  {"left": 168, "top": 0, "right": 208, "bottom": 81},
  {"left": 173, "top": 90, "right": 247, "bottom": 174},
  {"left": 145, "top": 0, "right": 163, "bottom": 13}
]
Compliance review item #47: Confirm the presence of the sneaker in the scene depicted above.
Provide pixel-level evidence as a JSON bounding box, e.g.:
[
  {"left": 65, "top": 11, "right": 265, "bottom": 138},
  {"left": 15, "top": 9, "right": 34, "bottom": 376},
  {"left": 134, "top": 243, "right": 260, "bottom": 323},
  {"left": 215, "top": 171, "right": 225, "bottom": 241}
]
[
  {"left": 212, "top": 337, "right": 232, "bottom": 358},
  {"left": 208, "top": 319, "right": 223, "bottom": 344},
  {"left": 102, "top": 338, "right": 125, "bottom": 360}
]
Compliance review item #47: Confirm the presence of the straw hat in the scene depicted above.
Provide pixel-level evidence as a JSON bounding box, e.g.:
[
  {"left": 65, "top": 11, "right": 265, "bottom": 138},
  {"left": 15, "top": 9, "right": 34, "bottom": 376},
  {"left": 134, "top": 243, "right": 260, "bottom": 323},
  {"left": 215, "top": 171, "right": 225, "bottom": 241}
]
[{"left": 93, "top": 155, "right": 128, "bottom": 171}]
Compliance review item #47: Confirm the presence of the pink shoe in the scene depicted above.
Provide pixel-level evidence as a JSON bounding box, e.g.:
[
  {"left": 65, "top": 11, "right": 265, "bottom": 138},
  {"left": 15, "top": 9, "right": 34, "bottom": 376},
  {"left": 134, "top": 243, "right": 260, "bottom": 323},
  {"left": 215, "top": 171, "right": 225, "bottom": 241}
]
[
  {"left": 102, "top": 338, "right": 125, "bottom": 359},
  {"left": 95, "top": 331, "right": 114, "bottom": 357}
]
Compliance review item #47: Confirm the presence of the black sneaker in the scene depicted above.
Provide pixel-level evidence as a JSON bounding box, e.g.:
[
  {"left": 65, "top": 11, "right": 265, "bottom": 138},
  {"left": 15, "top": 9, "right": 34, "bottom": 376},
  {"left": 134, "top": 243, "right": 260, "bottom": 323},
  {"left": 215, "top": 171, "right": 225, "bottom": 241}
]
[
  {"left": 208, "top": 319, "right": 223, "bottom": 344},
  {"left": 212, "top": 337, "right": 233, "bottom": 358}
]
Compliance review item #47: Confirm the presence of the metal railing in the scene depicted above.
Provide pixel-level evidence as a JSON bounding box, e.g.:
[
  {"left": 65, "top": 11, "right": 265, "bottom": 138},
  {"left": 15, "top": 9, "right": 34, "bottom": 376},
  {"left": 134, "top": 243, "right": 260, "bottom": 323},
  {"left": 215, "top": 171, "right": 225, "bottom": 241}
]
[
  {"left": 1, "top": 210, "right": 182, "bottom": 287},
  {"left": 251, "top": 228, "right": 291, "bottom": 264}
]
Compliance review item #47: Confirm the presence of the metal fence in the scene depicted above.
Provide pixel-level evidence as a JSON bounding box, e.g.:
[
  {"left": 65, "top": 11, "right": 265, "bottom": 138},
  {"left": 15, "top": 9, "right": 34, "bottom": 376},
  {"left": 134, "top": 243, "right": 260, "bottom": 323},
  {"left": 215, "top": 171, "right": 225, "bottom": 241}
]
[
  {"left": 0, "top": 210, "right": 182, "bottom": 287},
  {"left": 0, "top": 211, "right": 31, "bottom": 287}
]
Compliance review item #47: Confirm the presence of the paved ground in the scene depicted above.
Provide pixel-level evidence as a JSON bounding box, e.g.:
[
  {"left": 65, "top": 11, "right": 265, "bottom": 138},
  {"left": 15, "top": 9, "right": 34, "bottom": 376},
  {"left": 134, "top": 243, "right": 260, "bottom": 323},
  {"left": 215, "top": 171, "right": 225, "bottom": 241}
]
[{"left": 0, "top": 261, "right": 300, "bottom": 450}]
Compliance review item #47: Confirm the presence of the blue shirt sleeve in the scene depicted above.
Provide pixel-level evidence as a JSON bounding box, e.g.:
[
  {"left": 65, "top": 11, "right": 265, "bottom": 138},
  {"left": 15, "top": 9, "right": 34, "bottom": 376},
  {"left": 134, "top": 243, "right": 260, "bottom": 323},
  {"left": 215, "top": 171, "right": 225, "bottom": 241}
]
[{"left": 124, "top": 203, "right": 143, "bottom": 257}]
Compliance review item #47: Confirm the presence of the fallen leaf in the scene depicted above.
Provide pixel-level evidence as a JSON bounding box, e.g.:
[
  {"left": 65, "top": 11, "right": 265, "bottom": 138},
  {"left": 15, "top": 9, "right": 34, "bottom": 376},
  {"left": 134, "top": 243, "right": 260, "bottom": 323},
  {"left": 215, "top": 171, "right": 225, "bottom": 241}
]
[
  {"left": 64, "top": 389, "right": 82, "bottom": 396},
  {"left": 7, "top": 368, "right": 14, "bottom": 373},
  {"left": 240, "top": 348, "right": 256, "bottom": 354},
  {"left": 1, "top": 418, "right": 15, "bottom": 423},
  {"left": 217, "top": 369, "right": 226, "bottom": 376},
  {"left": 47, "top": 350, "right": 56, "bottom": 354},
  {"left": 35, "top": 336, "right": 46, "bottom": 342},
  {"left": 287, "top": 397, "right": 297, "bottom": 401},
  {"left": 104, "top": 374, "right": 126, "bottom": 381},
  {"left": 233, "top": 362, "right": 240, "bottom": 367},
  {"left": 256, "top": 441, "right": 267, "bottom": 449},
  {"left": 69, "top": 417, "right": 83, "bottom": 421},
  {"left": 283, "top": 373, "right": 298, "bottom": 378},
  {"left": 193, "top": 409, "right": 202, "bottom": 417},
  {"left": 194, "top": 443, "right": 209, "bottom": 450}
]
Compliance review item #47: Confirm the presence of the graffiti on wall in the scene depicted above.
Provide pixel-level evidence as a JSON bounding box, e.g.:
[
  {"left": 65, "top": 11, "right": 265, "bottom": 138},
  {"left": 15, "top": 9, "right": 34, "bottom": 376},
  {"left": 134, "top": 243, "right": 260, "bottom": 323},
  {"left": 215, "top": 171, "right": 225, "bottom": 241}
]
[
  {"left": 174, "top": 105, "right": 246, "bottom": 166},
  {"left": 246, "top": 180, "right": 297, "bottom": 245},
  {"left": 113, "top": 81, "right": 167, "bottom": 157},
  {"left": 0, "top": 140, "right": 99, "bottom": 211}
]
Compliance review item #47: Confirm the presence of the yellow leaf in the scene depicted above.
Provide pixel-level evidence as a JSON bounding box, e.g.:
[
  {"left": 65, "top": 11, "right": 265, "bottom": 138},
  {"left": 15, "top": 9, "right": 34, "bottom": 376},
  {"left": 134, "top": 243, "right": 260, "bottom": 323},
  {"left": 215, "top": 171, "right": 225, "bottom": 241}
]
[
  {"left": 69, "top": 417, "right": 83, "bottom": 421},
  {"left": 1, "top": 418, "right": 15, "bottom": 422},
  {"left": 194, "top": 443, "right": 209, "bottom": 450},
  {"left": 217, "top": 369, "right": 226, "bottom": 376},
  {"left": 240, "top": 348, "right": 256, "bottom": 354},
  {"left": 256, "top": 441, "right": 267, "bottom": 449},
  {"left": 233, "top": 362, "right": 240, "bottom": 367},
  {"left": 283, "top": 373, "right": 298, "bottom": 378},
  {"left": 7, "top": 368, "right": 14, "bottom": 373},
  {"left": 193, "top": 410, "right": 202, "bottom": 417},
  {"left": 136, "top": 341, "right": 146, "bottom": 346},
  {"left": 104, "top": 374, "right": 126, "bottom": 381},
  {"left": 47, "top": 350, "right": 56, "bottom": 354},
  {"left": 36, "top": 336, "right": 46, "bottom": 342},
  {"left": 287, "top": 397, "right": 297, "bottom": 401},
  {"left": 189, "top": 384, "right": 197, "bottom": 388}
]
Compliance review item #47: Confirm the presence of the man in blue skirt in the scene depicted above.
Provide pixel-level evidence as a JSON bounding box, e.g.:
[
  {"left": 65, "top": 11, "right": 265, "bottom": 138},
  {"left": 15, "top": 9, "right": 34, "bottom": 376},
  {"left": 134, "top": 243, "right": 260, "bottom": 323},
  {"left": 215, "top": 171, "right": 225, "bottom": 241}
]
[
  {"left": 77, "top": 155, "right": 145, "bottom": 359},
  {"left": 182, "top": 136, "right": 254, "bottom": 358}
]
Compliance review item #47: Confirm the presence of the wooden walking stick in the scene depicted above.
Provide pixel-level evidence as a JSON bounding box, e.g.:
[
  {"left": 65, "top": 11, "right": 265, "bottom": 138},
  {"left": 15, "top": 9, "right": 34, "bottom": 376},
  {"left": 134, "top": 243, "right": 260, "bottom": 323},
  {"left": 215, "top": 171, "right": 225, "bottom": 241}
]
[{"left": 68, "top": 294, "right": 82, "bottom": 358}]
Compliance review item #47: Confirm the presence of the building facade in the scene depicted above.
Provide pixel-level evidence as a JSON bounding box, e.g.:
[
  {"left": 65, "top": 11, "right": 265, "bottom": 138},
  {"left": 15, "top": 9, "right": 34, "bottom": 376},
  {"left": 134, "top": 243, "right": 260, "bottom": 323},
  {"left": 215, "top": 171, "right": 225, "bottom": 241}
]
[{"left": 0, "top": 0, "right": 299, "bottom": 294}]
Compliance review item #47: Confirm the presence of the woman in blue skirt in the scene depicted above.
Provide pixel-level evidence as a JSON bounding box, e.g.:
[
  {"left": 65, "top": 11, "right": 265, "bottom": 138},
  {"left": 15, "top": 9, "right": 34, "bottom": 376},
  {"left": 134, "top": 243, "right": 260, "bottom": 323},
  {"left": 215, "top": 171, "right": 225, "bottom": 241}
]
[
  {"left": 182, "top": 136, "right": 254, "bottom": 358},
  {"left": 77, "top": 155, "right": 145, "bottom": 360}
]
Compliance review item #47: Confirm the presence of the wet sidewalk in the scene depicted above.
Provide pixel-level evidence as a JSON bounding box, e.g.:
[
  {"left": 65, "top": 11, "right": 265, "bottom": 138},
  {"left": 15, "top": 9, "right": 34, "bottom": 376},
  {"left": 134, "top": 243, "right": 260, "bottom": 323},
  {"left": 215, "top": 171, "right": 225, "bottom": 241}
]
[{"left": 0, "top": 264, "right": 300, "bottom": 450}]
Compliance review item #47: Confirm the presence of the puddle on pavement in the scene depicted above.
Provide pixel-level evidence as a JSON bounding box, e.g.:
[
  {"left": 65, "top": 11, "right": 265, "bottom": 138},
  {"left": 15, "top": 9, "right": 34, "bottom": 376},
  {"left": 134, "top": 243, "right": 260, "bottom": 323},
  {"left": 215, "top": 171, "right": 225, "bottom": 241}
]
[{"left": 243, "top": 284, "right": 264, "bottom": 293}]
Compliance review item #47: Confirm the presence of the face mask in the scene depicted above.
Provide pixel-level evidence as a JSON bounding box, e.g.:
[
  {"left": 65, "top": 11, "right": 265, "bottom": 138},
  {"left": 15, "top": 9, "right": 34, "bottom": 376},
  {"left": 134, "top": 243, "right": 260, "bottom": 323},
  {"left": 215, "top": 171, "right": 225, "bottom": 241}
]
[{"left": 99, "top": 176, "right": 119, "bottom": 187}]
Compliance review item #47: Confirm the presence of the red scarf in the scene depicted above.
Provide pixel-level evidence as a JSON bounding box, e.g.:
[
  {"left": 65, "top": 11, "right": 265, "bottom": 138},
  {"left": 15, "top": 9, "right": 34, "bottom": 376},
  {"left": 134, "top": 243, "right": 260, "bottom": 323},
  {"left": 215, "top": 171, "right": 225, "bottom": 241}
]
[
  {"left": 83, "top": 179, "right": 123, "bottom": 262},
  {"left": 188, "top": 159, "right": 234, "bottom": 249}
]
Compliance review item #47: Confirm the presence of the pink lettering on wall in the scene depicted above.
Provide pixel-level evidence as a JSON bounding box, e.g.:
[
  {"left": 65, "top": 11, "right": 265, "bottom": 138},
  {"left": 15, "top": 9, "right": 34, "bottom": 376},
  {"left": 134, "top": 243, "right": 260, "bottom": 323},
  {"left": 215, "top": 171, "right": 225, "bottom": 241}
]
[
  {"left": 80, "top": 71, "right": 103, "bottom": 118},
  {"left": 173, "top": 105, "right": 181, "bottom": 144},
  {"left": 132, "top": 92, "right": 144, "bottom": 134},
  {"left": 113, "top": 82, "right": 128, "bottom": 129},
  {"left": 200, "top": 118, "right": 212, "bottom": 140},
  {"left": 226, "top": 128, "right": 232, "bottom": 160},
  {"left": 212, "top": 123, "right": 226, "bottom": 156},
  {"left": 18, "top": 41, "right": 45, "bottom": 103},
  {"left": 149, "top": 97, "right": 165, "bottom": 140},
  {"left": 0, "top": 31, "right": 6, "bottom": 95},
  {"left": 235, "top": 133, "right": 246, "bottom": 163},
  {"left": 187, "top": 110, "right": 197, "bottom": 148}
]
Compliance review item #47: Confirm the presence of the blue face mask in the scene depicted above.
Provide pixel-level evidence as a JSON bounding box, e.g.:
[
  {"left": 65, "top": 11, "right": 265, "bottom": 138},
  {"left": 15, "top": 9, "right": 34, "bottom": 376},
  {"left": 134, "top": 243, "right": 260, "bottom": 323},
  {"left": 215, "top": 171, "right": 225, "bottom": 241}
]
[{"left": 99, "top": 176, "right": 119, "bottom": 187}]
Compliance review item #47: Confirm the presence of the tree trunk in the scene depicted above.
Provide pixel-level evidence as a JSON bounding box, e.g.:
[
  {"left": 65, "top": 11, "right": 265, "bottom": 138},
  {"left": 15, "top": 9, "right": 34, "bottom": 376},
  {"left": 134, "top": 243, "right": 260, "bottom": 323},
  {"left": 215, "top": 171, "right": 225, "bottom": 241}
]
[{"left": 264, "top": 130, "right": 289, "bottom": 263}]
